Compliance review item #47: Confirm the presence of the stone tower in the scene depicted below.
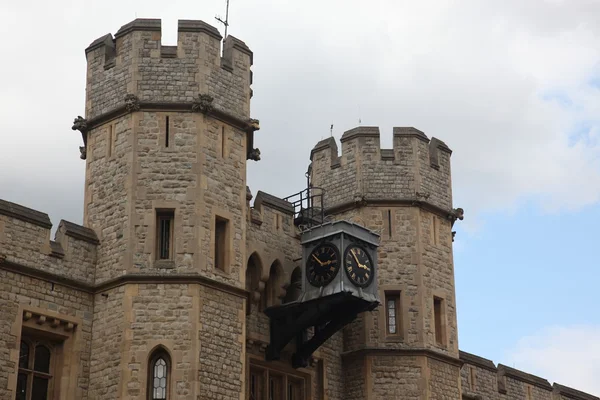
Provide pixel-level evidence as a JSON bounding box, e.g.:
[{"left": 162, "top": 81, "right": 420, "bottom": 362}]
[
  {"left": 81, "top": 19, "right": 256, "bottom": 399},
  {"left": 310, "top": 127, "right": 462, "bottom": 398}
]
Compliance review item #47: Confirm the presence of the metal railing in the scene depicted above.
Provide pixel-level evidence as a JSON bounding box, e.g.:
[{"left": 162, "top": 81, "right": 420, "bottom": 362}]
[{"left": 283, "top": 187, "right": 325, "bottom": 230}]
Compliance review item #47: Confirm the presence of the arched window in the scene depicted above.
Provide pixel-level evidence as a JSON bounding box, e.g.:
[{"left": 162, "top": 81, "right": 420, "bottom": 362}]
[
  {"left": 264, "top": 261, "right": 284, "bottom": 309},
  {"left": 16, "top": 340, "right": 54, "bottom": 400},
  {"left": 148, "top": 348, "right": 171, "bottom": 400}
]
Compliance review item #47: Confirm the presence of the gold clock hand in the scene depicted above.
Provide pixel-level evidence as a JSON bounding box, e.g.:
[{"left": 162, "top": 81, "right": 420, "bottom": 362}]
[
  {"left": 350, "top": 248, "right": 361, "bottom": 265},
  {"left": 312, "top": 254, "right": 324, "bottom": 266}
]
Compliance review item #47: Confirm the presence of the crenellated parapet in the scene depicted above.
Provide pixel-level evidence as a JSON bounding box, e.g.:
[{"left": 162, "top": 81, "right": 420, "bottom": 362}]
[
  {"left": 310, "top": 126, "right": 454, "bottom": 215},
  {"left": 459, "top": 350, "right": 599, "bottom": 400},
  {"left": 84, "top": 18, "right": 253, "bottom": 121},
  {"left": 0, "top": 199, "right": 99, "bottom": 286}
]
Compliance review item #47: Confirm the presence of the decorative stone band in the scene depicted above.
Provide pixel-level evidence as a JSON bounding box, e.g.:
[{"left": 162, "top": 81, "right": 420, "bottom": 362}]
[
  {"left": 340, "top": 347, "right": 463, "bottom": 368},
  {"left": 23, "top": 310, "right": 76, "bottom": 332},
  {"left": 0, "top": 256, "right": 249, "bottom": 300},
  {"left": 326, "top": 197, "right": 464, "bottom": 223},
  {"left": 72, "top": 95, "right": 260, "bottom": 160}
]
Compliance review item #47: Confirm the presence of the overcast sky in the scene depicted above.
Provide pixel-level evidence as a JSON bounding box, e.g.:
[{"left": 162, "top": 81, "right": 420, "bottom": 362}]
[{"left": 1, "top": 0, "right": 599, "bottom": 394}]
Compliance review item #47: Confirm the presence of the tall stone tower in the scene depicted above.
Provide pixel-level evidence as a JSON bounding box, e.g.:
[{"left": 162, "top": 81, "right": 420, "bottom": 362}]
[
  {"left": 310, "top": 127, "right": 462, "bottom": 398},
  {"left": 80, "top": 19, "right": 256, "bottom": 399}
]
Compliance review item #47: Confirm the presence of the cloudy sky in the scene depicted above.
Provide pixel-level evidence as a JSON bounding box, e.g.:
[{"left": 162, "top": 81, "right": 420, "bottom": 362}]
[{"left": 1, "top": 0, "right": 599, "bottom": 394}]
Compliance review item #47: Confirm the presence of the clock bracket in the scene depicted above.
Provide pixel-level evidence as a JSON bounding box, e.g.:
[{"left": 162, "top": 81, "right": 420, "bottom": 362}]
[{"left": 264, "top": 292, "right": 378, "bottom": 368}]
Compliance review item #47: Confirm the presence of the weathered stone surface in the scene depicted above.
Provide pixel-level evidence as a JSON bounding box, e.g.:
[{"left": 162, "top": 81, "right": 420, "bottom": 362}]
[{"left": 0, "top": 16, "right": 596, "bottom": 400}]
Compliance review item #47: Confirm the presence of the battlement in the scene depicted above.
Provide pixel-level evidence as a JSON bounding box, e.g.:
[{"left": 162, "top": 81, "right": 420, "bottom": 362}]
[
  {"left": 84, "top": 18, "right": 253, "bottom": 120},
  {"left": 0, "top": 199, "right": 98, "bottom": 286},
  {"left": 459, "top": 350, "right": 599, "bottom": 400},
  {"left": 310, "top": 126, "right": 453, "bottom": 212}
]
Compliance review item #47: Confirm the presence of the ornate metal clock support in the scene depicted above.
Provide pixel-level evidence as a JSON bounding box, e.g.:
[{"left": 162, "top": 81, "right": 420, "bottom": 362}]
[{"left": 265, "top": 292, "right": 378, "bottom": 368}]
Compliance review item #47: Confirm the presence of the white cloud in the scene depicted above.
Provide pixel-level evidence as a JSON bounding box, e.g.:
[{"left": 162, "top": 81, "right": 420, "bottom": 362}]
[
  {"left": 506, "top": 325, "right": 600, "bottom": 396},
  {"left": 1, "top": 0, "right": 600, "bottom": 227}
]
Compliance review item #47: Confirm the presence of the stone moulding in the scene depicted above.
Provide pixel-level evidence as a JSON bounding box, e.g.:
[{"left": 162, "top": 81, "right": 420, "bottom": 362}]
[
  {"left": 0, "top": 256, "right": 249, "bottom": 300},
  {"left": 340, "top": 347, "right": 464, "bottom": 368},
  {"left": 326, "top": 197, "right": 463, "bottom": 222},
  {"left": 22, "top": 310, "right": 77, "bottom": 332},
  {"left": 75, "top": 100, "right": 260, "bottom": 160}
]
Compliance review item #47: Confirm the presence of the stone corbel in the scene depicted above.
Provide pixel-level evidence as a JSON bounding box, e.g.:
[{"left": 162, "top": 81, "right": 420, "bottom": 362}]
[
  {"left": 448, "top": 207, "right": 464, "bottom": 228},
  {"left": 124, "top": 93, "right": 140, "bottom": 112},
  {"left": 22, "top": 311, "right": 77, "bottom": 333},
  {"left": 248, "top": 118, "right": 260, "bottom": 131},
  {"left": 71, "top": 116, "right": 89, "bottom": 160},
  {"left": 192, "top": 93, "right": 214, "bottom": 114},
  {"left": 448, "top": 207, "right": 464, "bottom": 242},
  {"left": 248, "top": 148, "right": 261, "bottom": 161}
]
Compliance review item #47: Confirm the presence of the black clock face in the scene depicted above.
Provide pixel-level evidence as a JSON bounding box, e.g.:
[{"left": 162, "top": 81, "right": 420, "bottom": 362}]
[
  {"left": 344, "top": 245, "right": 374, "bottom": 287},
  {"left": 306, "top": 243, "right": 340, "bottom": 287}
]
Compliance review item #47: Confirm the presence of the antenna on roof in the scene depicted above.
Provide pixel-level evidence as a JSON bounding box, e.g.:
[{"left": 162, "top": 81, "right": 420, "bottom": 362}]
[
  {"left": 330, "top": 124, "right": 334, "bottom": 137},
  {"left": 215, "top": 0, "right": 231, "bottom": 39}
]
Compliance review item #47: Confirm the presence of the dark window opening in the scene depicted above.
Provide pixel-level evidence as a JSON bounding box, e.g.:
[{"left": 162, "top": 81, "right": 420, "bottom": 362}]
[
  {"left": 434, "top": 296, "right": 445, "bottom": 346},
  {"left": 165, "top": 116, "right": 170, "bottom": 148},
  {"left": 107, "top": 124, "right": 113, "bottom": 158},
  {"left": 156, "top": 210, "right": 174, "bottom": 260},
  {"left": 221, "top": 125, "right": 226, "bottom": 158},
  {"left": 214, "top": 216, "right": 228, "bottom": 271},
  {"left": 385, "top": 292, "right": 401, "bottom": 336}
]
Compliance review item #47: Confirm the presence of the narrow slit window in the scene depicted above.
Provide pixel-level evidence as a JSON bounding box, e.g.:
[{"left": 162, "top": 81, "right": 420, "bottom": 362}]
[
  {"left": 387, "top": 209, "right": 392, "bottom": 238},
  {"left": 214, "top": 216, "right": 229, "bottom": 271},
  {"left": 434, "top": 296, "right": 445, "bottom": 346},
  {"left": 107, "top": 124, "right": 113, "bottom": 158},
  {"left": 156, "top": 210, "right": 174, "bottom": 260},
  {"left": 165, "top": 116, "right": 170, "bottom": 148},
  {"left": 385, "top": 292, "right": 401, "bottom": 336},
  {"left": 221, "top": 125, "right": 226, "bottom": 158},
  {"left": 432, "top": 216, "right": 439, "bottom": 245}
]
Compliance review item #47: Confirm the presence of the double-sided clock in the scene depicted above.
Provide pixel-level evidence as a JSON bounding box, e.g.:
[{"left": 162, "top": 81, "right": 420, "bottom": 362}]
[
  {"left": 344, "top": 245, "right": 373, "bottom": 287},
  {"left": 306, "top": 243, "right": 340, "bottom": 287}
]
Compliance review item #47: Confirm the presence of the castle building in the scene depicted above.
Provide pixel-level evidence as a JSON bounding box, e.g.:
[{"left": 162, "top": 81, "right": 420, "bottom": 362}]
[{"left": 0, "top": 18, "right": 596, "bottom": 400}]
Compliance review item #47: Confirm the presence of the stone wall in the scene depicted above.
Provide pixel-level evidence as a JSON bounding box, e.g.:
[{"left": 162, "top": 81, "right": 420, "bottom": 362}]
[
  {"left": 84, "top": 114, "right": 131, "bottom": 283},
  {"left": 310, "top": 127, "right": 452, "bottom": 211},
  {"left": 459, "top": 351, "right": 599, "bottom": 400},
  {"left": 369, "top": 355, "right": 423, "bottom": 399},
  {"left": 88, "top": 286, "right": 125, "bottom": 400},
  {"left": 0, "top": 269, "right": 93, "bottom": 400},
  {"left": 85, "top": 19, "right": 252, "bottom": 121},
  {"left": 0, "top": 200, "right": 98, "bottom": 285}
]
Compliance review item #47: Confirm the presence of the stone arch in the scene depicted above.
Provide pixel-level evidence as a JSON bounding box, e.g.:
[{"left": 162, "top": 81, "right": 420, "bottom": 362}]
[
  {"left": 246, "top": 251, "right": 265, "bottom": 311},
  {"left": 284, "top": 267, "right": 303, "bottom": 303},
  {"left": 263, "top": 259, "right": 286, "bottom": 309},
  {"left": 147, "top": 345, "right": 172, "bottom": 400}
]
